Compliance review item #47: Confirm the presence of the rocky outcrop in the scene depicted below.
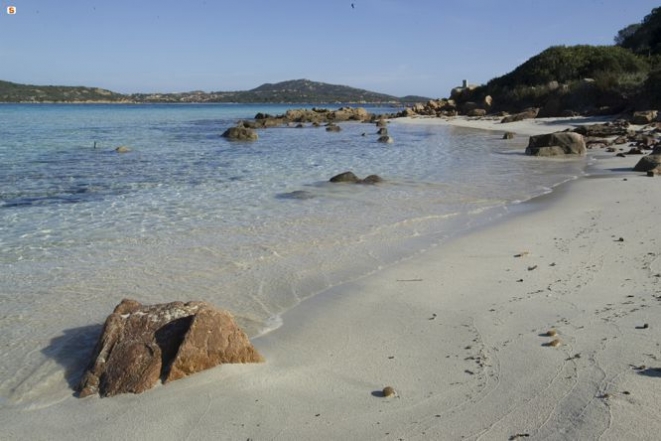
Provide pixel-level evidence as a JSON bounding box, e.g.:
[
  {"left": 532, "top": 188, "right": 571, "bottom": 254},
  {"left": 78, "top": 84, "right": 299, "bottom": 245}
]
[
  {"left": 395, "top": 99, "right": 459, "bottom": 118},
  {"left": 525, "top": 132, "right": 586, "bottom": 156},
  {"left": 329, "top": 171, "right": 383, "bottom": 184},
  {"left": 78, "top": 299, "right": 263, "bottom": 398},
  {"left": 222, "top": 126, "right": 258, "bottom": 141}
]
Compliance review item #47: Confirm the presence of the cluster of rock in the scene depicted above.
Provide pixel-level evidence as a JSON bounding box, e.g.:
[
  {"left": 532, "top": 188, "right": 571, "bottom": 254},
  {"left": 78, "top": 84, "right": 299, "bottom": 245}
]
[
  {"left": 78, "top": 299, "right": 263, "bottom": 398},
  {"left": 220, "top": 107, "right": 381, "bottom": 141},
  {"left": 329, "top": 171, "right": 384, "bottom": 184},
  {"left": 522, "top": 118, "right": 661, "bottom": 174}
]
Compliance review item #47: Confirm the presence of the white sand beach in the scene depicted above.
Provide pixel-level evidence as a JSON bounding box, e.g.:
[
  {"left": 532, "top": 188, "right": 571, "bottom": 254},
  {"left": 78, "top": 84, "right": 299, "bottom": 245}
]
[{"left": 4, "top": 116, "right": 661, "bottom": 440}]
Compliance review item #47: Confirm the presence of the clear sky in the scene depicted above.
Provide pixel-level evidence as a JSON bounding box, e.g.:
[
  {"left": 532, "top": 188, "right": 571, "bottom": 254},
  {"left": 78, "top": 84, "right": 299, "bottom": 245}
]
[{"left": 0, "top": 0, "right": 658, "bottom": 98}]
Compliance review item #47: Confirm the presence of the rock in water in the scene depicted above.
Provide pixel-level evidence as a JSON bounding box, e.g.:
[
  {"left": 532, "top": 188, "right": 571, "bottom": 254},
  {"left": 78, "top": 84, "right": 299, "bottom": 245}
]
[
  {"left": 525, "top": 132, "right": 586, "bottom": 156},
  {"left": 221, "top": 126, "right": 258, "bottom": 141},
  {"left": 330, "top": 171, "right": 361, "bottom": 183},
  {"left": 78, "top": 299, "right": 263, "bottom": 398}
]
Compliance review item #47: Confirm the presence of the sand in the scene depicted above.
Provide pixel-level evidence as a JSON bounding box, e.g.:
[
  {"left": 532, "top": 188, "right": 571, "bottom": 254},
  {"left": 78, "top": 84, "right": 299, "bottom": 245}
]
[{"left": 3, "top": 116, "right": 661, "bottom": 440}]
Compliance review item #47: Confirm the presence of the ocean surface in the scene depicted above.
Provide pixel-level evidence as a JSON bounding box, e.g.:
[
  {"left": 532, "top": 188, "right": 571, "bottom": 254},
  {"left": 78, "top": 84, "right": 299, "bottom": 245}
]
[{"left": 0, "top": 103, "right": 587, "bottom": 408}]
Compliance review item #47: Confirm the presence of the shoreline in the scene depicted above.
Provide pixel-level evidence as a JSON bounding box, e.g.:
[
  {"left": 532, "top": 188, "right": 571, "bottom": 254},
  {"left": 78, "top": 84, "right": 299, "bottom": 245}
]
[{"left": 4, "top": 116, "right": 661, "bottom": 440}]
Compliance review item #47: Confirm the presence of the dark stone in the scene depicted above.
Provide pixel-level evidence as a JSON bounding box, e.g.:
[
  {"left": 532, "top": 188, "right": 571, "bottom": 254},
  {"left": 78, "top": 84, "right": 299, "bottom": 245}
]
[
  {"left": 633, "top": 151, "right": 661, "bottom": 172},
  {"left": 503, "top": 132, "right": 515, "bottom": 140},
  {"left": 330, "top": 171, "right": 361, "bottom": 183},
  {"left": 360, "top": 175, "right": 384, "bottom": 184}
]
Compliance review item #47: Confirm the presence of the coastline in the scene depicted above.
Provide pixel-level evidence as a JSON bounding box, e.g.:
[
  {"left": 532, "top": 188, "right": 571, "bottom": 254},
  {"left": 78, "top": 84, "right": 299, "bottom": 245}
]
[{"left": 4, "top": 116, "right": 661, "bottom": 440}]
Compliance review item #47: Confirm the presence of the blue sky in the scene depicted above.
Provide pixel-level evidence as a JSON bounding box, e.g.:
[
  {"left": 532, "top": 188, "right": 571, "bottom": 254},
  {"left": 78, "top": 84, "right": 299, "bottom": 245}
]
[{"left": 0, "top": 0, "right": 658, "bottom": 98}]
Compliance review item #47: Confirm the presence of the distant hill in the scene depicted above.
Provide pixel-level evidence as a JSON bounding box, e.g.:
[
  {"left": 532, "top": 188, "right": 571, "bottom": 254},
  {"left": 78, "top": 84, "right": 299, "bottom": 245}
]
[
  {"left": 0, "top": 80, "right": 128, "bottom": 103},
  {"left": 0, "top": 78, "right": 430, "bottom": 104}
]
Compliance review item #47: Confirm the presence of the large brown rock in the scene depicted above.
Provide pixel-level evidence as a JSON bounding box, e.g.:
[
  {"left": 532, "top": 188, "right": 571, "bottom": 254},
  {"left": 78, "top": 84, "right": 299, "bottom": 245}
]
[
  {"left": 78, "top": 299, "right": 263, "bottom": 398},
  {"left": 525, "top": 132, "right": 586, "bottom": 156}
]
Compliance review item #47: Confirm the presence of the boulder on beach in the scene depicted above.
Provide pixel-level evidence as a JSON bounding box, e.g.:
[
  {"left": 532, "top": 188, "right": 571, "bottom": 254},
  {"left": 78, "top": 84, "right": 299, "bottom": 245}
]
[
  {"left": 633, "top": 146, "right": 661, "bottom": 172},
  {"left": 501, "top": 108, "right": 539, "bottom": 123},
  {"left": 525, "top": 132, "right": 586, "bottom": 156},
  {"left": 222, "top": 126, "right": 258, "bottom": 141},
  {"left": 631, "top": 110, "right": 659, "bottom": 125},
  {"left": 78, "top": 299, "right": 263, "bottom": 398},
  {"left": 467, "top": 108, "right": 487, "bottom": 117}
]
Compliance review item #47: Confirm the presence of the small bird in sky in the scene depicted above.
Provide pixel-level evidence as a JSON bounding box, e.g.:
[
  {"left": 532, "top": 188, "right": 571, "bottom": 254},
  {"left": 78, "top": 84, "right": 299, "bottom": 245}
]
[{"left": 351, "top": 3, "right": 355, "bottom": 8}]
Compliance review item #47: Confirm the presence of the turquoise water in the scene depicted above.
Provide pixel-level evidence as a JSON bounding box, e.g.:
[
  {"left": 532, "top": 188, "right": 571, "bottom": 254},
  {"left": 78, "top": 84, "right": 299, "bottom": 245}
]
[{"left": 0, "top": 103, "right": 586, "bottom": 407}]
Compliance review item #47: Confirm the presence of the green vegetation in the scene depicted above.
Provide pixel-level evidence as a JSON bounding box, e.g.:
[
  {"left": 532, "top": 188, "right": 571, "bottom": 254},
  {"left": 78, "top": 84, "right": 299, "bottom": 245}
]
[
  {"left": 456, "top": 6, "right": 661, "bottom": 114},
  {"left": 476, "top": 45, "right": 650, "bottom": 113},
  {"left": 617, "top": 7, "right": 661, "bottom": 58}
]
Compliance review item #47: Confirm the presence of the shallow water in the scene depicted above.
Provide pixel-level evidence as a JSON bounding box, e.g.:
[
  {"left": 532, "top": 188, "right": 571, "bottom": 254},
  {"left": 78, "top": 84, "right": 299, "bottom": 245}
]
[{"left": 0, "top": 104, "right": 586, "bottom": 407}]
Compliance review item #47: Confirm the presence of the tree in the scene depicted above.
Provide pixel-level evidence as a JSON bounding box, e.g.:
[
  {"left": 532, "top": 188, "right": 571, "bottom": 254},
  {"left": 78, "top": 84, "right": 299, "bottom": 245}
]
[
  {"left": 615, "top": 24, "right": 641, "bottom": 46},
  {"left": 618, "top": 7, "right": 661, "bottom": 56}
]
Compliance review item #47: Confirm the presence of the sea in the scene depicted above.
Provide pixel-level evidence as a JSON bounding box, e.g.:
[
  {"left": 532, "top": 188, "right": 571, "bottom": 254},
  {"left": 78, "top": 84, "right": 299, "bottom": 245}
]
[{"left": 0, "top": 103, "right": 587, "bottom": 408}]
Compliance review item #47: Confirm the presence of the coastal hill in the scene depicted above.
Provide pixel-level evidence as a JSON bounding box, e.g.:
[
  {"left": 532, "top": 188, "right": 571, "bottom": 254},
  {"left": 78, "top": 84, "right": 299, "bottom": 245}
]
[
  {"left": 0, "top": 80, "right": 128, "bottom": 103},
  {"left": 0, "top": 78, "right": 430, "bottom": 104}
]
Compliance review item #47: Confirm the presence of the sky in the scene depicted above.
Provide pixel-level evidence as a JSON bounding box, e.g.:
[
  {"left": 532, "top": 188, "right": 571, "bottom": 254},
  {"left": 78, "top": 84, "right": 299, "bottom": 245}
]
[{"left": 0, "top": 0, "right": 659, "bottom": 98}]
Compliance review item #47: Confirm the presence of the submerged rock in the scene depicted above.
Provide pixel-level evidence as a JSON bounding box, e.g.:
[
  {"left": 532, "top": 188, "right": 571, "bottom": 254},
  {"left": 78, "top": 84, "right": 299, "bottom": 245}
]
[
  {"left": 276, "top": 190, "right": 315, "bottom": 200},
  {"left": 329, "top": 171, "right": 384, "bottom": 184},
  {"left": 78, "top": 299, "right": 263, "bottom": 398},
  {"left": 330, "top": 171, "right": 361, "bottom": 183}
]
